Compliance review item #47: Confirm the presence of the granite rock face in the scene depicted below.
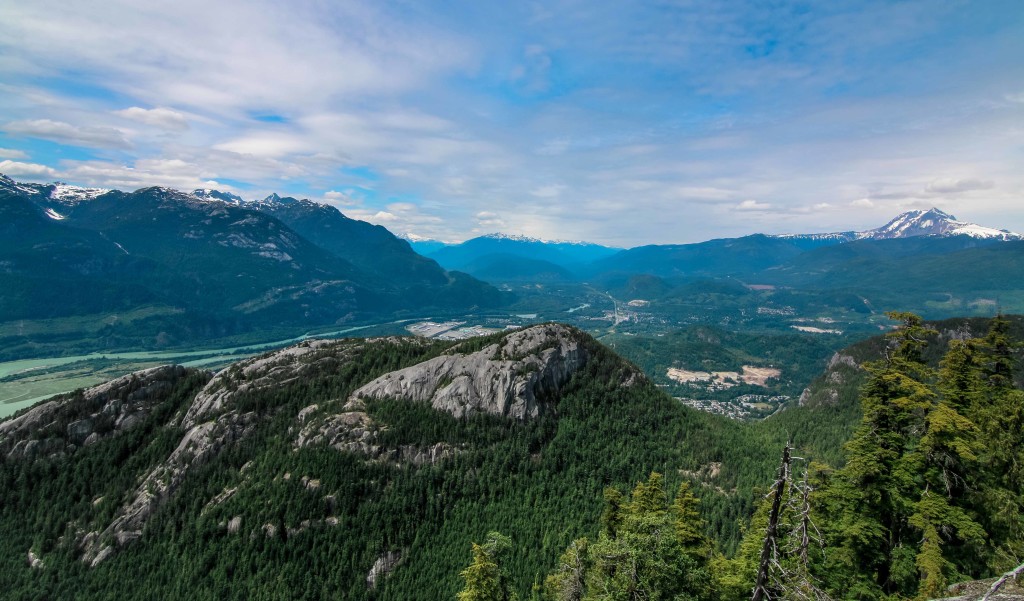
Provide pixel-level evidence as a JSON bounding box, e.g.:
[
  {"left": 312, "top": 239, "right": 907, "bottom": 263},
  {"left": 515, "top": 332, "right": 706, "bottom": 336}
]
[
  {"left": 295, "top": 401, "right": 458, "bottom": 465},
  {"left": 75, "top": 339, "right": 386, "bottom": 565},
  {"left": 350, "top": 324, "right": 588, "bottom": 419},
  {"left": 81, "top": 409, "right": 257, "bottom": 566},
  {"left": 367, "top": 551, "right": 403, "bottom": 589},
  {"left": 1, "top": 365, "right": 200, "bottom": 460},
  {"left": 181, "top": 339, "right": 350, "bottom": 429}
]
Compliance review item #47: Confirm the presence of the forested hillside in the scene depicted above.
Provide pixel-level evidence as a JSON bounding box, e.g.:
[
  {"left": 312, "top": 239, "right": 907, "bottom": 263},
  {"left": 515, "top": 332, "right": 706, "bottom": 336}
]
[{"left": 1, "top": 318, "right": 1021, "bottom": 600}]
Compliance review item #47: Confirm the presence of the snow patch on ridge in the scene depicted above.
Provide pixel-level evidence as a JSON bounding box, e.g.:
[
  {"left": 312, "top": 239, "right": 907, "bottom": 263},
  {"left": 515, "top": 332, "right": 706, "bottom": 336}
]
[{"left": 49, "top": 183, "right": 109, "bottom": 204}]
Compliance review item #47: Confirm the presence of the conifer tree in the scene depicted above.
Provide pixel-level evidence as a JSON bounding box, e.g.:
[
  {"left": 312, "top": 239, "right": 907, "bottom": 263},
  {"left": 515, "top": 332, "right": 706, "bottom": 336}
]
[
  {"left": 825, "top": 312, "right": 937, "bottom": 598},
  {"left": 971, "top": 317, "right": 1024, "bottom": 570},
  {"left": 458, "top": 532, "right": 519, "bottom": 601},
  {"left": 672, "top": 482, "right": 707, "bottom": 554},
  {"left": 545, "top": 473, "right": 715, "bottom": 601}
]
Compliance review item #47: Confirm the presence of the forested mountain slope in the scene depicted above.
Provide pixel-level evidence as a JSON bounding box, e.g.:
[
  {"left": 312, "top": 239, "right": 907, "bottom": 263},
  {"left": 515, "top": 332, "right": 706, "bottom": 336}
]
[
  {"left": 2, "top": 319, "right": 1021, "bottom": 600},
  {"left": 0, "top": 325, "right": 788, "bottom": 600},
  {"left": 0, "top": 175, "right": 501, "bottom": 358}
]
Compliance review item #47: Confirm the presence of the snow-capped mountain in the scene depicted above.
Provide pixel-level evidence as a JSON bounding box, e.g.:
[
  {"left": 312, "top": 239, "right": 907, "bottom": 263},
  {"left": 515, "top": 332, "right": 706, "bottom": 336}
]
[
  {"left": 0, "top": 176, "right": 110, "bottom": 205},
  {"left": 191, "top": 189, "right": 245, "bottom": 204},
  {"left": 856, "top": 208, "right": 1020, "bottom": 241},
  {"left": 479, "top": 232, "right": 601, "bottom": 246},
  {"left": 777, "top": 208, "right": 1021, "bottom": 244},
  {"left": 48, "top": 182, "right": 110, "bottom": 204},
  {"left": 258, "top": 192, "right": 300, "bottom": 205}
]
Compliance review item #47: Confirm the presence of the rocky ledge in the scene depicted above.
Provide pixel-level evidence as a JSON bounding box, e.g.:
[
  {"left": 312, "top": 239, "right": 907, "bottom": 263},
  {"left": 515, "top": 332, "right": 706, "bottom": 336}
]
[
  {"left": 350, "top": 323, "right": 588, "bottom": 419},
  {"left": 1, "top": 365, "right": 200, "bottom": 460}
]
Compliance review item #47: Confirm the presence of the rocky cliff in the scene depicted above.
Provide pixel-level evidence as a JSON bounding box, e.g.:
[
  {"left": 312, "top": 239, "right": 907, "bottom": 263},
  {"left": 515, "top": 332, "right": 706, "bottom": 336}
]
[
  {"left": 47, "top": 325, "right": 590, "bottom": 566},
  {"left": 0, "top": 365, "right": 201, "bottom": 460},
  {"left": 350, "top": 323, "right": 588, "bottom": 419}
]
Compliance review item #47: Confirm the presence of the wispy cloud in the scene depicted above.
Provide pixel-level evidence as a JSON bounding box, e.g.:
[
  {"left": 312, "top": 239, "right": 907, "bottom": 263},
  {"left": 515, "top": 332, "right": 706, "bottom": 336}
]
[
  {"left": 3, "top": 119, "right": 130, "bottom": 149},
  {"left": 925, "top": 178, "right": 994, "bottom": 195},
  {"left": 0, "top": 0, "right": 1021, "bottom": 244},
  {"left": 0, "top": 160, "right": 58, "bottom": 178},
  {"left": 114, "top": 107, "right": 189, "bottom": 131}
]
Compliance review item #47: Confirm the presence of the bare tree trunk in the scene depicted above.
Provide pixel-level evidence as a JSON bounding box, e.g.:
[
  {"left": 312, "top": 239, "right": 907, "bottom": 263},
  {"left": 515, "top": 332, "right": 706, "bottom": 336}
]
[
  {"left": 797, "top": 470, "right": 811, "bottom": 567},
  {"left": 753, "top": 442, "right": 791, "bottom": 601},
  {"left": 980, "top": 561, "right": 1024, "bottom": 601}
]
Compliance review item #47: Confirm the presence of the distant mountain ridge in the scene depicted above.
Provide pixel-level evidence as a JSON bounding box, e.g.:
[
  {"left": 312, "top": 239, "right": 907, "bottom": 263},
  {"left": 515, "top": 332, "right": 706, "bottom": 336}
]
[
  {"left": 777, "top": 207, "right": 1021, "bottom": 244},
  {"left": 0, "top": 174, "right": 501, "bottom": 356},
  {"left": 426, "top": 233, "right": 621, "bottom": 282}
]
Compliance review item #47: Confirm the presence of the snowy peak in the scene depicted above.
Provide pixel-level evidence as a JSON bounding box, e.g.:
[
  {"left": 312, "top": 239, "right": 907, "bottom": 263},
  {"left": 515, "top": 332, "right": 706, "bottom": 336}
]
[
  {"left": 0, "top": 174, "right": 46, "bottom": 197},
  {"left": 480, "top": 232, "right": 607, "bottom": 247},
  {"left": 48, "top": 183, "right": 110, "bottom": 204},
  {"left": 191, "top": 189, "right": 245, "bottom": 204},
  {"left": 482, "top": 232, "right": 546, "bottom": 243},
  {"left": 774, "top": 207, "right": 1021, "bottom": 244},
  {"left": 858, "top": 207, "right": 1020, "bottom": 241}
]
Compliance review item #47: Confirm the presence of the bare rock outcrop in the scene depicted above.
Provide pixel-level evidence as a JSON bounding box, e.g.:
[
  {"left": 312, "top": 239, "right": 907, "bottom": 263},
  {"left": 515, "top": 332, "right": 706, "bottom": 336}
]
[
  {"left": 79, "top": 339, "right": 375, "bottom": 566},
  {"left": 932, "top": 575, "right": 1024, "bottom": 600},
  {"left": 181, "top": 339, "right": 351, "bottom": 429},
  {"left": 350, "top": 324, "right": 587, "bottom": 419},
  {"left": 367, "top": 551, "right": 403, "bottom": 589},
  {"left": 1, "top": 365, "right": 200, "bottom": 460},
  {"left": 798, "top": 352, "right": 862, "bottom": 407},
  {"left": 81, "top": 410, "right": 257, "bottom": 566},
  {"left": 295, "top": 406, "right": 457, "bottom": 466}
]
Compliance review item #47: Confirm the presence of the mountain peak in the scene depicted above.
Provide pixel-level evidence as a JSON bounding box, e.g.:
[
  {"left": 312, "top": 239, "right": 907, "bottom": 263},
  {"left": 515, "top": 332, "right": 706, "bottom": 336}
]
[
  {"left": 191, "top": 189, "right": 244, "bottom": 204},
  {"left": 260, "top": 192, "right": 301, "bottom": 205},
  {"left": 861, "top": 207, "right": 1019, "bottom": 241},
  {"left": 479, "top": 232, "right": 601, "bottom": 246},
  {"left": 482, "top": 232, "right": 546, "bottom": 243}
]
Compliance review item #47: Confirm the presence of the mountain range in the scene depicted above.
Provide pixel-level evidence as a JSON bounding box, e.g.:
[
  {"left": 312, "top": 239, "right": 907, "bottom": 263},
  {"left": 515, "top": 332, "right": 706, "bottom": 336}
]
[
  {"left": 424, "top": 233, "right": 621, "bottom": 282},
  {"left": 0, "top": 175, "right": 500, "bottom": 356},
  {"left": 408, "top": 207, "right": 1020, "bottom": 284},
  {"left": 3, "top": 171, "right": 1023, "bottom": 358}
]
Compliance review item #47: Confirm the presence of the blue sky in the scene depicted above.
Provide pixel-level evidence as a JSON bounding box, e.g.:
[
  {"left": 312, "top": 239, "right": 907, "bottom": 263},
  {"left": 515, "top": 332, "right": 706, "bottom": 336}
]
[{"left": 1, "top": 0, "right": 1022, "bottom": 245}]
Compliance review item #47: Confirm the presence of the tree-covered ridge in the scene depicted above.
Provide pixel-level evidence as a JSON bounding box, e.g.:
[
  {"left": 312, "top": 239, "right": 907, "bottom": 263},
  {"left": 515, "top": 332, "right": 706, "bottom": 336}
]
[
  {"left": 456, "top": 314, "right": 1024, "bottom": 601},
  {"left": 0, "top": 325, "right": 788, "bottom": 600},
  {"left": 1, "top": 318, "right": 1021, "bottom": 600}
]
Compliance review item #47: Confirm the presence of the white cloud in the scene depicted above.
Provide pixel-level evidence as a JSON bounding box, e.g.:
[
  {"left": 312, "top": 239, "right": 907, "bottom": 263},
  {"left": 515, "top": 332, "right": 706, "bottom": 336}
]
[
  {"left": 0, "top": 0, "right": 473, "bottom": 114},
  {"left": 3, "top": 119, "right": 130, "bottom": 148},
  {"left": 735, "top": 199, "right": 771, "bottom": 211},
  {"left": 114, "top": 107, "right": 189, "bottom": 131},
  {"left": 924, "top": 178, "right": 994, "bottom": 195},
  {"left": 672, "top": 186, "right": 736, "bottom": 202},
  {"left": 214, "top": 132, "right": 311, "bottom": 158},
  {"left": 323, "top": 189, "right": 360, "bottom": 207},
  {"left": 58, "top": 158, "right": 221, "bottom": 190},
  {"left": 850, "top": 198, "right": 875, "bottom": 208},
  {"left": 475, "top": 210, "right": 506, "bottom": 229},
  {"left": 372, "top": 211, "right": 397, "bottom": 221},
  {"left": 0, "top": 148, "right": 28, "bottom": 159},
  {"left": 387, "top": 202, "right": 418, "bottom": 213},
  {"left": 0, "top": 160, "right": 58, "bottom": 178}
]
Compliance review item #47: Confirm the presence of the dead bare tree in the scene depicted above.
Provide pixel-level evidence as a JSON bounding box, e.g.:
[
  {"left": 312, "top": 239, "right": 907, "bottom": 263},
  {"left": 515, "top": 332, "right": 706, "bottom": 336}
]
[
  {"left": 752, "top": 442, "right": 791, "bottom": 601},
  {"left": 779, "top": 465, "right": 832, "bottom": 601}
]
